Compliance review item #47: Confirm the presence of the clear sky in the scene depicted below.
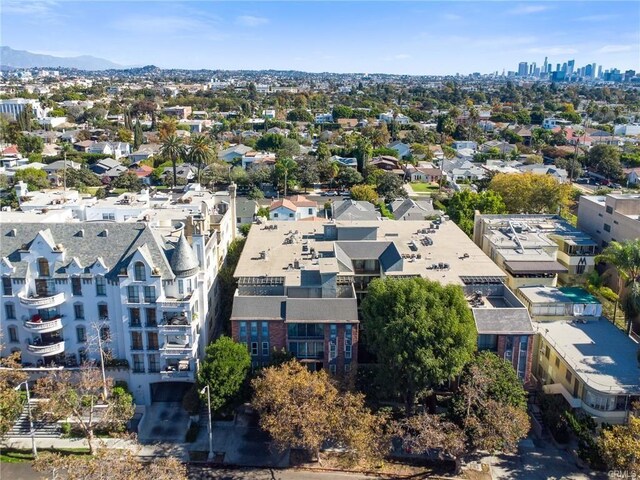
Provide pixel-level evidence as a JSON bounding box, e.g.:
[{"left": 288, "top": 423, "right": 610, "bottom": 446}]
[{"left": 2, "top": 0, "right": 639, "bottom": 75}]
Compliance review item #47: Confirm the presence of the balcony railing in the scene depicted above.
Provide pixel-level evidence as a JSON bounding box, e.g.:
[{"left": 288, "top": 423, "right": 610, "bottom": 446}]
[
  {"left": 156, "top": 294, "right": 194, "bottom": 308},
  {"left": 160, "top": 369, "right": 194, "bottom": 380},
  {"left": 27, "top": 339, "right": 65, "bottom": 356},
  {"left": 24, "top": 317, "right": 63, "bottom": 333},
  {"left": 19, "top": 292, "right": 65, "bottom": 308},
  {"left": 160, "top": 343, "right": 194, "bottom": 356}
]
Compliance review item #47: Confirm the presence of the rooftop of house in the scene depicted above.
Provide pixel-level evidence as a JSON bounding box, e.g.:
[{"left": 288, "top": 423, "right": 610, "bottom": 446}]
[
  {"left": 536, "top": 319, "right": 640, "bottom": 394},
  {"left": 332, "top": 200, "right": 380, "bottom": 221},
  {"left": 235, "top": 218, "right": 505, "bottom": 287}
]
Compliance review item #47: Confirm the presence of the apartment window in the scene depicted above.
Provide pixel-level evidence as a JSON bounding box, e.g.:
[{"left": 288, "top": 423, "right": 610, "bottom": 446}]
[
  {"left": 143, "top": 286, "right": 156, "bottom": 303},
  {"left": 37, "top": 258, "right": 50, "bottom": 277},
  {"left": 329, "top": 364, "right": 337, "bottom": 375},
  {"left": 95, "top": 276, "right": 106, "bottom": 296},
  {"left": 76, "top": 326, "right": 86, "bottom": 343},
  {"left": 287, "top": 323, "right": 324, "bottom": 338},
  {"left": 555, "top": 356, "right": 560, "bottom": 368},
  {"left": 288, "top": 213, "right": 294, "bottom": 218},
  {"left": 478, "top": 334, "right": 498, "bottom": 351},
  {"left": 129, "top": 308, "right": 141, "bottom": 327},
  {"left": 329, "top": 341, "right": 337, "bottom": 361},
  {"left": 131, "top": 331, "right": 143, "bottom": 350},
  {"left": 273, "top": 213, "right": 278, "bottom": 218},
  {"left": 132, "top": 354, "right": 145, "bottom": 373},
  {"left": 145, "top": 308, "right": 157, "bottom": 327},
  {"left": 603, "top": 223, "right": 611, "bottom": 232},
  {"left": 239, "top": 321, "right": 247, "bottom": 340},
  {"left": 100, "top": 326, "right": 110, "bottom": 342},
  {"left": 178, "top": 280, "right": 184, "bottom": 295},
  {"left": 127, "top": 285, "right": 139, "bottom": 303},
  {"left": 5, "top": 303, "right": 16, "bottom": 320},
  {"left": 148, "top": 354, "right": 160, "bottom": 373},
  {"left": 2, "top": 277, "right": 12, "bottom": 295},
  {"left": 250, "top": 322, "right": 258, "bottom": 339},
  {"left": 8, "top": 326, "right": 18, "bottom": 343},
  {"left": 262, "top": 341, "right": 269, "bottom": 356},
  {"left": 250, "top": 342, "right": 259, "bottom": 356},
  {"left": 344, "top": 325, "right": 353, "bottom": 360},
  {"left": 134, "top": 262, "right": 146, "bottom": 281},
  {"left": 98, "top": 303, "right": 108, "bottom": 319},
  {"left": 102, "top": 213, "right": 115, "bottom": 221},
  {"left": 308, "top": 208, "right": 313, "bottom": 215},
  {"left": 71, "top": 277, "right": 82, "bottom": 296},
  {"left": 605, "top": 206, "right": 613, "bottom": 214},
  {"left": 74, "top": 303, "right": 85, "bottom": 320},
  {"left": 565, "top": 370, "right": 573, "bottom": 384},
  {"left": 261, "top": 321, "right": 269, "bottom": 339},
  {"left": 544, "top": 345, "right": 550, "bottom": 359},
  {"left": 147, "top": 332, "right": 159, "bottom": 350}
]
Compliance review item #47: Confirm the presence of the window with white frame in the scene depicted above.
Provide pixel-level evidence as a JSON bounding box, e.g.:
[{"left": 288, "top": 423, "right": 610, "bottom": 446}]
[
  {"left": 262, "top": 341, "right": 269, "bottom": 356},
  {"left": 251, "top": 342, "right": 258, "bottom": 356},
  {"left": 134, "top": 262, "right": 146, "bottom": 281},
  {"left": 95, "top": 276, "right": 106, "bottom": 296}
]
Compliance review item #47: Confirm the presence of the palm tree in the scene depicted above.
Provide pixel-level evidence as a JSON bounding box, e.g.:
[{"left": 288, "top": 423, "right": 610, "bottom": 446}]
[
  {"left": 596, "top": 239, "right": 640, "bottom": 334},
  {"left": 188, "top": 135, "right": 214, "bottom": 184},
  {"left": 275, "top": 157, "right": 298, "bottom": 197},
  {"left": 160, "top": 134, "right": 185, "bottom": 187}
]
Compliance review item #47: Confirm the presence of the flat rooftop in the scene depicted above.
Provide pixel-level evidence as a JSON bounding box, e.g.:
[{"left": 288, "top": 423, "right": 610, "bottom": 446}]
[
  {"left": 519, "top": 286, "right": 600, "bottom": 304},
  {"left": 536, "top": 320, "right": 640, "bottom": 394},
  {"left": 470, "top": 287, "right": 534, "bottom": 335},
  {"left": 236, "top": 219, "right": 505, "bottom": 286}
]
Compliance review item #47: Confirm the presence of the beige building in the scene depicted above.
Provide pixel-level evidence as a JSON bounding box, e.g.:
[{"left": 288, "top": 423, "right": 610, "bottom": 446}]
[
  {"left": 577, "top": 193, "right": 640, "bottom": 250},
  {"left": 473, "top": 214, "right": 597, "bottom": 289}
]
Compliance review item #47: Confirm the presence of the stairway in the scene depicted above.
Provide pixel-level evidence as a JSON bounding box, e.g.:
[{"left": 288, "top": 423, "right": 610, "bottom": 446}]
[{"left": 6, "top": 403, "right": 61, "bottom": 438}]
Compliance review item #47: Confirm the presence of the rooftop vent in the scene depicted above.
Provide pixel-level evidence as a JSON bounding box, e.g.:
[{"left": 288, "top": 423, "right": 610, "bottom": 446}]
[
  {"left": 77, "top": 229, "right": 84, "bottom": 238},
  {"left": 99, "top": 229, "right": 109, "bottom": 237},
  {"left": 7, "top": 229, "right": 16, "bottom": 237}
]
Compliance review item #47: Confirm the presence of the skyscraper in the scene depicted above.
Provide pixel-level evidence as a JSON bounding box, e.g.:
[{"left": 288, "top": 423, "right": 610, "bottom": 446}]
[
  {"left": 518, "top": 62, "right": 528, "bottom": 76},
  {"left": 567, "top": 59, "right": 575, "bottom": 76},
  {"left": 543, "top": 57, "right": 548, "bottom": 74}
]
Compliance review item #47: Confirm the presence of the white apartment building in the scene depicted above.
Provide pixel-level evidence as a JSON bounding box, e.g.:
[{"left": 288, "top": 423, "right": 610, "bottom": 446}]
[
  {"left": 1, "top": 186, "right": 237, "bottom": 406},
  {"left": 577, "top": 193, "right": 640, "bottom": 250},
  {"left": 0, "top": 98, "right": 47, "bottom": 121}
]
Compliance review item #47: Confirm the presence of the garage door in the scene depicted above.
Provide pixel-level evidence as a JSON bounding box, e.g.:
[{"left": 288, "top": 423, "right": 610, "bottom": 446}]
[{"left": 150, "top": 382, "right": 192, "bottom": 402}]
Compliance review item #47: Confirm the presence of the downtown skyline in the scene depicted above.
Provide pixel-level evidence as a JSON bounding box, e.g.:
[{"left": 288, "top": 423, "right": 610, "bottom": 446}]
[{"left": 2, "top": 1, "right": 639, "bottom": 76}]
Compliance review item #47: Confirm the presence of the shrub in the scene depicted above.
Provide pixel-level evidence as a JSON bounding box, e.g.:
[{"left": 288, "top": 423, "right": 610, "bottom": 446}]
[
  {"left": 182, "top": 384, "right": 202, "bottom": 415},
  {"left": 598, "top": 287, "right": 619, "bottom": 303},
  {"left": 540, "top": 394, "right": 571, "bottom": 443},
  {"left": 185, "top": 422, "right": 199, "bottom": 443}
]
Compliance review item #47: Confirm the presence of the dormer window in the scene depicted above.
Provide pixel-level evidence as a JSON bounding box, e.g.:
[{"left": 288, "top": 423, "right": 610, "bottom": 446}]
[
  {"left": 134, "top": 262, "right": 146, "bottom": 282},
  {"left": 38, "top": 258, "right": 50, "bottom": 277}
]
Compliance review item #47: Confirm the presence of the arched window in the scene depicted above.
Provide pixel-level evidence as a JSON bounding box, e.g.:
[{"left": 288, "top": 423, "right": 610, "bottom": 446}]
[
  {"left": 38, "top": 258, "right": 50, "bottom": 277},
  {"left": 133, "top": 262, "right": 146, "bottom": 281}
]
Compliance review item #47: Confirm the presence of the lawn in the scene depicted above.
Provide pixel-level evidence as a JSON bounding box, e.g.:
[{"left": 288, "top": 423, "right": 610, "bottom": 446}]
[
  {"left": 0, "top": 447, "right": 91, "bottom": 463},
  {"left": 410, "top": 182, "right": 439, "bottom": 193}
]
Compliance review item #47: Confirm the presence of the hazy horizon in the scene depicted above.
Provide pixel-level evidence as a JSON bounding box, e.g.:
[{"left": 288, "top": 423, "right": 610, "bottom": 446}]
[{"left": 2, "top": 0, "right": 639, "bottom": 75}]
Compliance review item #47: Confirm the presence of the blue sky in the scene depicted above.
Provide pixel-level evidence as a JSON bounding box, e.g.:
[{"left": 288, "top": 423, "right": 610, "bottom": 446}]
[{"left": 2, "top": 1, "right": 639, "bottom": 74}]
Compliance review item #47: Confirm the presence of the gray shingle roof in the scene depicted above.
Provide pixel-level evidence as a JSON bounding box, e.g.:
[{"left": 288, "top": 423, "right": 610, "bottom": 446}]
[
  {"left": 332, "top": 200, "right": 379, "bottom": 221},
  {"left": 473, "top": 308, "right": 533, "bottom": 334},
  {"left": 1, "top": 223, "right": 174, "bottom": 280},
  {"left": 231, "top": 296, "right": 286, "bottom": 320},
  {"left": 285, "top": 298, "right": 358, "bottom": 323},
  {"left": 390, "top": 198, "right": 435, "bottom": 221},
  {"left": 169, "top": 234, "right": 199, "bottom": 278}
]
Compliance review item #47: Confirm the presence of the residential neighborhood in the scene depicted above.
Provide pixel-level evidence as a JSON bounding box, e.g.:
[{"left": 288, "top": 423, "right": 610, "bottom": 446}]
[{"left": 1, "top": 3, "right": 640, "bottom": 479}]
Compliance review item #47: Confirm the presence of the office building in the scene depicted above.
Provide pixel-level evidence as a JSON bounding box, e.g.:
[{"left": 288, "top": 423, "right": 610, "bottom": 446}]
[
  {"left": 518, "top": 62, "right": 529, "bottom": 77},
  {"left": 0, "top": 98, "right": 47, "bottom": 121}
]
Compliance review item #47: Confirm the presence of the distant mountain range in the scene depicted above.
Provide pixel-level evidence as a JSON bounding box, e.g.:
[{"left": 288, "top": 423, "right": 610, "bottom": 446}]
[{"left": 0, "top": 46, "right": 124, "bottom": 71}]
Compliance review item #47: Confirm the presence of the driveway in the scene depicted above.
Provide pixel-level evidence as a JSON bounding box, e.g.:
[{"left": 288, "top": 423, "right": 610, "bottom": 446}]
[
  {"left": 138, "top": 402, "right": 190, "bottom": 444},
  {"left": 483, "top": 437, "right": 606, "bottom": 480}
]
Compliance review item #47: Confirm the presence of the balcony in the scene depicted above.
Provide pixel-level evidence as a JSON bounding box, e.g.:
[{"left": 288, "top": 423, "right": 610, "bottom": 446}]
[
  {"left": 27, "top": 339, "right": 66, "bottom": 357},
  {"left": 19, "top": 291, "right": 65, "bottom": 308},
  {"left": 24, "top": 317, "right": 63, "bottom": 334},
  {"left": 156, "top": 294, "right": 194, "bottom": 308},
  {"left": 158, "top": 313, "right": 192, "bottom": 334},
  {"left": 160, "top": 343, "right": 195, "bottom": 357}
]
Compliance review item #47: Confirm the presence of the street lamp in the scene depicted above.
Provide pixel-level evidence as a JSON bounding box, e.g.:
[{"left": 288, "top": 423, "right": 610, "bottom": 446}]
[
  {"left": 200, "top": 385, "right": 214, "bottom": 461},
  {"left": 15, "top": 381, "right": 37, "bottom": 458}
]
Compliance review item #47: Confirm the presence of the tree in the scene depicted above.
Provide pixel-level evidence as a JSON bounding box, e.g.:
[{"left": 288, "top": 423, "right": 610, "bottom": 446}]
[
  {"left": 337, "top": 166, "right": 363, "bottom": 188},
  {"left": 332, "top": 105, "right": 354, "bottom": 119},
  {"left": 354, "top": 135, "right": 372, "bottom": 175},
  {"left": 350, "top": 184, "right": 378, "bottom": 203},
  {"left": 188, "top": 134, "right": 214, "bottom": 184},
  {"left": 586, "top": 144, "right": 623, "bottom": 181},
  {"left": 315, "top": 142, "right": 331, "bottom": 162},
  {"left": 599, "top": 414, "right": 640, "bottom": 476},
  {"left": 275, "top": 157, "right": 298, "bottom": 196},
  {"left": 251, "top": 360, "right": 388, "bottom": 463},
  {"left": 111, "top": 171, "right": 143, "bottom": 191},
  {"left": 286, "top": 108, "right": 313, "bottom": 122},
  {"left": 447, "top": 190, "right": 507, "bottom": 236},
  {"left": 0, "top": 351, "right": 28, "bottom": 439},
  {"left": 159, "top": 134, "right": 185, "bottom": 187},
  {"left": 376, "top": 171, "right": 407, "bottom": 203},
  {"left": 16, "top": 134, "right": 44, "bottom": 156},
  {"left": 158, "top": 119, "right": 177, "bottom": 141},
  {"left": 198, "top": 336, "right": 251, "bottom": 414},
  {"left": 33, "top": 366, "right": 134, "bottom": 455},
  {"left": 450, "top": 352, "right": 529, "bottom": 454},
  {"left": 489, "top": 172, "right": 572, "bottom": 214},
  {"left": 296, "top": 156, "right": 319, "bottom": 192},
  {"left": 65, "top": 168, "right": 102, "bottom": 189},
  {"left": 276, "top": 137, "right": 301, "bottom": 159},
  {"left": 116, "top": 128, "right": 132, "bottom": 143},
  {"left": 16, "top": 105, "right": 33, "bottom": 131},
  {"left": 361, "top": 277, "right": 476, "bottom": 413},
  {"left": 596, "top": 239, "right": 640, "bottom": 334},
  {"left": 256, "top": 133, "right": 285, "bottom": 152},
  {"left": 14, "top": 167, "right": 50, "bottom": 191},
  {"left": 394, "top": 413, "right": 466, "bottom": 473},
  {"left": 133, "top": 120, "right": 143, "bottom": 150},
  {"left": 33, "top": 447, "right": 187, "bottom": 480}
]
